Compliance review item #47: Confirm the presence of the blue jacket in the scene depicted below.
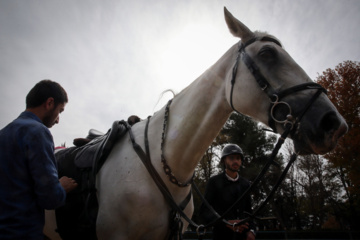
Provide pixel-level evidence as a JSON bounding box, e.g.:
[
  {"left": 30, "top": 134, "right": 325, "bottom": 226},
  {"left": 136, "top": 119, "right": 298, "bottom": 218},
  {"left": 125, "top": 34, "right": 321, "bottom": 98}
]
[{"left": 0, "top": 111, "right": 66, "bottom": 240}]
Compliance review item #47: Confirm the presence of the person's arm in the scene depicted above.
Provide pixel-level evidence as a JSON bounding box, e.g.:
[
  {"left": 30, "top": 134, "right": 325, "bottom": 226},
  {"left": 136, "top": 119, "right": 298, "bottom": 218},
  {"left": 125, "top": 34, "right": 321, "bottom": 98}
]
[
  {"left": 225, "top": 219, "right": 249, "bottom": 233},
  {"left": 246, "top": 230, "right": 256, "bottom": 240},
  {"left": 199, "top": 177, "right": 218, "bottom": 224},
  {"left": 26, "top": 127, "right": 68, "bottom": 209},
  {"left": 226, "top": 180, "right": 256, "bottom": 237},
  {"left": 59, "top": 176, "right": 78, "bottom": 193}
]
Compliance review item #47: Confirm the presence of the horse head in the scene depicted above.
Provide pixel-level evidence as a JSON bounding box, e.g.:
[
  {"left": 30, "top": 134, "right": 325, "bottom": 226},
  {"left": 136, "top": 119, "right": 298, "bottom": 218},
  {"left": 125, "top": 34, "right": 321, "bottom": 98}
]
[{"left": 224, "top": 7, "right": 348, "bottom": 155}]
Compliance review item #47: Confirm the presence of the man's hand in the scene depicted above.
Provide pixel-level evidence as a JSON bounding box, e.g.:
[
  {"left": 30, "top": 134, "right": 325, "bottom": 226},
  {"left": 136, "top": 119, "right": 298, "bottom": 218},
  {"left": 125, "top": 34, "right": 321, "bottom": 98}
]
[
  {"left": 246, "top": 230, "right": 256, "bottom": 240},
  {"left": 225, "top": 219, "right": 249, "bottom": 233},
  {"left": 59, "top": 176, "right": 78, "bottom": 193}
]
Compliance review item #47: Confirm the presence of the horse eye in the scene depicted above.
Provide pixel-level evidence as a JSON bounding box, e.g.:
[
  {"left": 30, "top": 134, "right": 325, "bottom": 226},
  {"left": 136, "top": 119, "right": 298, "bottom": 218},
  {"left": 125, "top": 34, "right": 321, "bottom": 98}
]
[{"left": 258, "top": 46, "right": 277, "bottom": 61}]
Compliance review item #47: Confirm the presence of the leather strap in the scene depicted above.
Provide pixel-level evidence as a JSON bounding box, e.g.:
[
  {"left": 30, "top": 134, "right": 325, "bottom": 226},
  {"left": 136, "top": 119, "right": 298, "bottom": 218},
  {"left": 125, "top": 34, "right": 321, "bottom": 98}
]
[
  {"left": 126, "top": 118, "right": 196, "bottom": 229},
  {"left": 230, "top": 37, "right": 326, "bottom": 133}
]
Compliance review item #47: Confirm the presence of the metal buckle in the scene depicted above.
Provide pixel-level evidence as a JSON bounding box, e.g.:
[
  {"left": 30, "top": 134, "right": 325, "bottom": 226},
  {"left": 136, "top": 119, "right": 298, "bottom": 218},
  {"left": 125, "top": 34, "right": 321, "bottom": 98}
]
[
  {"left": 196, "top": 225, "right": 206, "bottom": 236},
  {"left": 270, "top": 95, "right": 295, "bottom": 129}
]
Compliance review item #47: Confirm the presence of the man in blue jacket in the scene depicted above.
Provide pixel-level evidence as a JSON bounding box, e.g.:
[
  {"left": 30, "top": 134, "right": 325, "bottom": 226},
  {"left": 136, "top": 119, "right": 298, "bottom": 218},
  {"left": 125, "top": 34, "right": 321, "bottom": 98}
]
[
  {"left": 0, "top": 80, "right": 78, "bottom": 240},
  {"left": 200, "top": 144, "right": 256, "bottom": 240}
]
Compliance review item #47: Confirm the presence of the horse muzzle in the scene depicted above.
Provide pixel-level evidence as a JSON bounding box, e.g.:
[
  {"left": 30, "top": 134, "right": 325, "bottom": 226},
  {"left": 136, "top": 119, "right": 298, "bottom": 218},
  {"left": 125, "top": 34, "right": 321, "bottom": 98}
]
[{"left": 292, "top": 108, "right": 348, "bottom": 155}]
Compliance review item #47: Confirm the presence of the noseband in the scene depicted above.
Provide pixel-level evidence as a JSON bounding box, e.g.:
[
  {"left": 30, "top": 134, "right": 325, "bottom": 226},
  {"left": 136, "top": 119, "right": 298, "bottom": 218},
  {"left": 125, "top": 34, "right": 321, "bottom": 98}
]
[{"left": 230, "top": 37, "right": 327, "bottom": 133}]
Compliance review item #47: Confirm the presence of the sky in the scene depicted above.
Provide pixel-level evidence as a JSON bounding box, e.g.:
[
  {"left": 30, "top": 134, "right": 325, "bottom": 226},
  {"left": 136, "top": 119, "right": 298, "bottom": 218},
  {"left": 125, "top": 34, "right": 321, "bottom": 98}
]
[{"left": 0, "top": 0, "right": 359, "bottom": 147}]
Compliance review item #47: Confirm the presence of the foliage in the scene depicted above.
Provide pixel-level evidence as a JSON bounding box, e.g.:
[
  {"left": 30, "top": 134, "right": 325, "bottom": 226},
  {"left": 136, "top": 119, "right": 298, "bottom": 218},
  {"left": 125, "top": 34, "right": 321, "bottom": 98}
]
[
  {"left": 194, "top": 112, "right": 287, "bottom": 229},
  {"left": 193, "top": 61, "right": 360, "bottom": 231},
  {"left": 316, "top": 60, "right": 360, "bottom": 230}
]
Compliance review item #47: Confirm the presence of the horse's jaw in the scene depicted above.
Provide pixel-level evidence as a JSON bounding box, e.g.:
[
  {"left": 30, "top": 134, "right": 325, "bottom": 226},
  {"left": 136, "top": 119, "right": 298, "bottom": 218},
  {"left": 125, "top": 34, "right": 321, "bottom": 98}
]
[{"left": 293, "top": 120, "right": 347, "bottom": 155}]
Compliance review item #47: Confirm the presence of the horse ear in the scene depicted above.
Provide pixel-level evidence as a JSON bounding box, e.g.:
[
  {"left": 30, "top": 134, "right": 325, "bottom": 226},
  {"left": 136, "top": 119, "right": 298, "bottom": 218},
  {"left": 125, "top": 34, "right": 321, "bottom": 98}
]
[{"left": 224, "top": 7, "right": 255, "bottom": 43}]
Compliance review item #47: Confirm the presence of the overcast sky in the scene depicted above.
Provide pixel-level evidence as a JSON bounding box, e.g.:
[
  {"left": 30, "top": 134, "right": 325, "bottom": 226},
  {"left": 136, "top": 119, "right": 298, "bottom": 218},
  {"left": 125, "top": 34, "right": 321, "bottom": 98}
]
[{"left": 1, "top": 0, "right": 359, "bottom": 147}]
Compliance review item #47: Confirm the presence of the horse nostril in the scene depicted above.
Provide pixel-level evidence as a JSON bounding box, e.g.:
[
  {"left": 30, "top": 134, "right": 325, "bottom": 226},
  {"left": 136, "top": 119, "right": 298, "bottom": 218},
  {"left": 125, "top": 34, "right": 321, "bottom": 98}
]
[{"left": 320, "top": 112, "right": 341, "bottom": 133}]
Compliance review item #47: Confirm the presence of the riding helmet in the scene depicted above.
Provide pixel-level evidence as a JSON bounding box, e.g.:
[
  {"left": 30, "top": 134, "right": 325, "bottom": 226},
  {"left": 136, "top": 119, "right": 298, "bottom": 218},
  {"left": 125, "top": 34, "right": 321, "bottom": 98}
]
[{"left": 220, "top": 144, "right": 244, "bottom": 162}]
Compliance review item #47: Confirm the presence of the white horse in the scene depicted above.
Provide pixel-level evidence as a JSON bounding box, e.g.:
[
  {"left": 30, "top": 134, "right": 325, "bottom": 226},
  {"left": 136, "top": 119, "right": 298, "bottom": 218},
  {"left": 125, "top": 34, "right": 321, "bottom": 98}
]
[{"left": 44, "top": 7, "right": 347, "bottom": 240}]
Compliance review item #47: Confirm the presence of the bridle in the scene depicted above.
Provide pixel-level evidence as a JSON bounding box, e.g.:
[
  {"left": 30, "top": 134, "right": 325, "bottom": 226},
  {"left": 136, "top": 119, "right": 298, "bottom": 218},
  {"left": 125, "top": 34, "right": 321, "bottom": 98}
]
[
  {"left": 190, "top": 37, "right": 328, "bottom": 237},
  {"left": 230, "top": 36, "right": 327, "bottom": 134},
  {"left": 128, "top": 36, "right": 328, "bottom": 239}
]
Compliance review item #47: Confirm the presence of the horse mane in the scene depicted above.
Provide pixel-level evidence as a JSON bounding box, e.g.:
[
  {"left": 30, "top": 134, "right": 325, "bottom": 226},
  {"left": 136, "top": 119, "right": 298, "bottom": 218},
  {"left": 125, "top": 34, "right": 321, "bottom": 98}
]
[{"left": 153, "top": 89, "right": 177, "bottom": 113}]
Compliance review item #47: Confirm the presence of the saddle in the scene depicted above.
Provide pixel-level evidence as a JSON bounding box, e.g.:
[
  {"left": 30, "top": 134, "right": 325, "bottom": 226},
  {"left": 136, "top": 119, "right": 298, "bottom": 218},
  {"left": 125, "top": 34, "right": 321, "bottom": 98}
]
[{"left": 54, "top": 120, "right": 131, "bottom": 240}]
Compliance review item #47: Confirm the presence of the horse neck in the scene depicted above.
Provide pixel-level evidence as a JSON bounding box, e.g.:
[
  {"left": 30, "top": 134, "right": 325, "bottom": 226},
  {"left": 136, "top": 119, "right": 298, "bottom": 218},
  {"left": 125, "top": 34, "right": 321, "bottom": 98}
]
[{"left": 156, "top": 47, "right": 236, "bottom": 184}]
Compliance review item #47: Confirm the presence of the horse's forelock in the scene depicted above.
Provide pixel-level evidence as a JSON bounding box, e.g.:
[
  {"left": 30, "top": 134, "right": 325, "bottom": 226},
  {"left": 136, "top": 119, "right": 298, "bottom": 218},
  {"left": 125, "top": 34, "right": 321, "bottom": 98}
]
[{"left": 252, "top": 31, "right": 283, "bottom": 47}]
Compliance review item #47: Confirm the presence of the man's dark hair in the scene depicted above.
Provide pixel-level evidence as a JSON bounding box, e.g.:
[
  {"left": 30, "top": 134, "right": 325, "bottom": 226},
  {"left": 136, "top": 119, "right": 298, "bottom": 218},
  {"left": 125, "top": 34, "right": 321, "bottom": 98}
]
[{"left": 26, "top": 80, "right": 68, "bottom": 108}]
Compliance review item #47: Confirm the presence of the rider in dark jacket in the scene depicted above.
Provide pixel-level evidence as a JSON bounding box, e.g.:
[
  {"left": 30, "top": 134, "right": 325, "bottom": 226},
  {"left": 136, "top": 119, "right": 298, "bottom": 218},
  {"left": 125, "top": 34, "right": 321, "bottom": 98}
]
[{"left": 199, "top": 144, "right": 256, "bottom": 240}]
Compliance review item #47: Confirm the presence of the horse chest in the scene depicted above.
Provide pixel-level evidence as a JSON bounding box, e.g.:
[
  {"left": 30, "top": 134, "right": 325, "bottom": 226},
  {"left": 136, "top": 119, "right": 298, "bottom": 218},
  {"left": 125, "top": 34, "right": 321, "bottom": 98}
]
[{"left": 96, "top": 153, "right": 174, "bottom": 239}]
